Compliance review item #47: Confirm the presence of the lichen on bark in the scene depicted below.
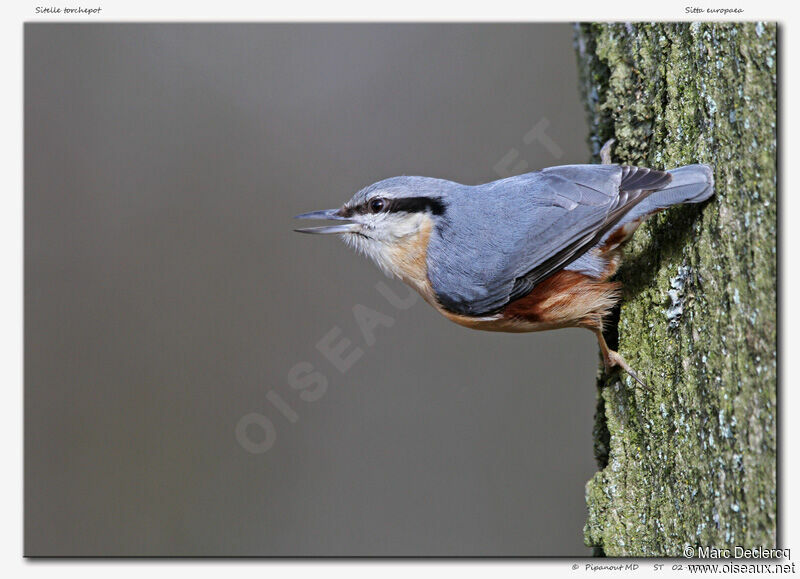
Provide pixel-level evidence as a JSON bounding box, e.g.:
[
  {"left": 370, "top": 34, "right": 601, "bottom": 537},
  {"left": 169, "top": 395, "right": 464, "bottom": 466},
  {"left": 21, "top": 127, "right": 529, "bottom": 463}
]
[{"left": 574, "top": 23, "right": 777, "bottom": 557}]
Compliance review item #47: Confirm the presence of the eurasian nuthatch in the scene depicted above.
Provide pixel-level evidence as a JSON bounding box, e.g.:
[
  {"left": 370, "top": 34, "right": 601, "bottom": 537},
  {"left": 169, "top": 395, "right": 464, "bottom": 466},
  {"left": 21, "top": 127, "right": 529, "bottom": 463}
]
[{"left": 295, "top": 142, "right": 714, "bottom": 386}]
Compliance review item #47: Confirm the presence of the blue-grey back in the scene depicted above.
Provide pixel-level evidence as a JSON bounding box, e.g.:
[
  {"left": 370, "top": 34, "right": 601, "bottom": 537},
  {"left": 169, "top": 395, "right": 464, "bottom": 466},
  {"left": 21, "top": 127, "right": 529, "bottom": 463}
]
[{"left": 427, "top": 165, "right": 627, "bottom": 316}]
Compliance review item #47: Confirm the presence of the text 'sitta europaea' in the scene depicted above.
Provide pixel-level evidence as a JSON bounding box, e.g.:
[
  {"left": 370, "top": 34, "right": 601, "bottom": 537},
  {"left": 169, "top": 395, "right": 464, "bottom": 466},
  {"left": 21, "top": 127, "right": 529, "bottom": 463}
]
[{"left": 295, "top": 141, "right": 714, "bottom": 386}]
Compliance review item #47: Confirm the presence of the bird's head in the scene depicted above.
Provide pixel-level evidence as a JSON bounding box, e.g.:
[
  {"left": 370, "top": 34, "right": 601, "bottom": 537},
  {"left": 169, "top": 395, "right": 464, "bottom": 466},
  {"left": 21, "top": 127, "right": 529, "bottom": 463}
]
[{"left": 294, "top": 176, "right": 451, "bottom": 281}]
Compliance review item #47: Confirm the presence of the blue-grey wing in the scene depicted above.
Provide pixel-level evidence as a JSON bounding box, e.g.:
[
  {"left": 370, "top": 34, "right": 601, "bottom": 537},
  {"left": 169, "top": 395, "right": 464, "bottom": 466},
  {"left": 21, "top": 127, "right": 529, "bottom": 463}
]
[{"left": 427, "top": 165, "right": 671, "bottom": 316}]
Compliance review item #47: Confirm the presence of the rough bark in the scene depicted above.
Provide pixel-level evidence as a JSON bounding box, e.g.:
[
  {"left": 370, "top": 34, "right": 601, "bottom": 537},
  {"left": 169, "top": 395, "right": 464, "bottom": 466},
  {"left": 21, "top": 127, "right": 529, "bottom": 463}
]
[{"left": 574, "top": 23, "right": 777, "bottom": 557}]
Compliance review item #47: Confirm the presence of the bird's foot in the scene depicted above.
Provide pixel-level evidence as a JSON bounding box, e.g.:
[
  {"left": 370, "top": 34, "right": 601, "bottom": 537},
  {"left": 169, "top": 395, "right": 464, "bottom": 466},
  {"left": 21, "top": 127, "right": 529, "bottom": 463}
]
[
  {"left": 603, "top": 349, "right": 651, "bottom": 392},
  {"left": 600, "top": 138, "right": 616, "bottom": 165}
]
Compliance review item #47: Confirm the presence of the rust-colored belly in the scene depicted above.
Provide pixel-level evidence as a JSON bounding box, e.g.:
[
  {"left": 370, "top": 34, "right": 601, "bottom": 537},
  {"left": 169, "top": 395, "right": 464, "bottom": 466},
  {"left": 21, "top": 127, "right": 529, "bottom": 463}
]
[{"left": 438, "top": 270, "right": 620, "bottom": 333}]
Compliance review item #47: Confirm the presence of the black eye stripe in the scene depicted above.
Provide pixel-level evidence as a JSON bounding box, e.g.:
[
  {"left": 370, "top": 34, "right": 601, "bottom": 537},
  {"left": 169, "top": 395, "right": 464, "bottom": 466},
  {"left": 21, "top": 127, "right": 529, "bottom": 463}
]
[
  {"left": 387, "top": 197, "right": 445, "bottom": 215},
  {"left": 346, "top": 196, "right": 445, "bottom": 216}
]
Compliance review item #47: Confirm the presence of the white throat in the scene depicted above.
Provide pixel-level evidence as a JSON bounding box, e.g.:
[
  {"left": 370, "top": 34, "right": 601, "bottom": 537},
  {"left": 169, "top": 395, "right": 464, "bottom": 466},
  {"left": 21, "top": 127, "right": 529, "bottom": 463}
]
[{"left": 341, "top": 212, "right": 433, "bottom": 288}]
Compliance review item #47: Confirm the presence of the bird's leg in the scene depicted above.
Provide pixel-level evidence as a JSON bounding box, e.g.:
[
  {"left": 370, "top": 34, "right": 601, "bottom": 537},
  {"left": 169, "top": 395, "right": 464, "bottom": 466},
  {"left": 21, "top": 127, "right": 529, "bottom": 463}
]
[
  {"left": 600, "top": 138, "right": 616, "bottom": 165},
  {"left": 592, "top": 328, "right": 651, "bottom": 392}
]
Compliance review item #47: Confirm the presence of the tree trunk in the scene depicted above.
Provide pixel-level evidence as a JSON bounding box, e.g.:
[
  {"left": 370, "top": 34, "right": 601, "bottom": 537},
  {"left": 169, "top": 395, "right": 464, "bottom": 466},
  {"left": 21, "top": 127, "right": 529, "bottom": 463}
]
[{"left": 574, "top": 23, "right": 777, "bottom": 557}]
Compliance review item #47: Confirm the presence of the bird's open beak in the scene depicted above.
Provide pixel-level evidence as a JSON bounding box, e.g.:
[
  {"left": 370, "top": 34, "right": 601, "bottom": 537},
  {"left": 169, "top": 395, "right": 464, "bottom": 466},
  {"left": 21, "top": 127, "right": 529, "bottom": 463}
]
[{"left": 293, "top": 208, "right": 359, "bottom": 235}]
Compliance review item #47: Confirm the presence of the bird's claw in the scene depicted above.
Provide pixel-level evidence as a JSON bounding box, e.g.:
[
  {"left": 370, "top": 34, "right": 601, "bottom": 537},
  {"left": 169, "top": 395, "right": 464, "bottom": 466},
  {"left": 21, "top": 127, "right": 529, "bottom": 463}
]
[
  {"left": 600, "top": 138, "right": 616, "bottom": 165},
  {"left": 604, "top": 349, "right": 652, "bottom": 393}
]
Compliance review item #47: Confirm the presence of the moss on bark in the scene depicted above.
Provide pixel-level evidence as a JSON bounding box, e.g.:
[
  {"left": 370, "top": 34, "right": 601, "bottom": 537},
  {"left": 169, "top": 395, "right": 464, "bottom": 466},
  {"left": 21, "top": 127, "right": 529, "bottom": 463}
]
[{"left": 574, "top": 23, "right": 777, "bottom": 557}]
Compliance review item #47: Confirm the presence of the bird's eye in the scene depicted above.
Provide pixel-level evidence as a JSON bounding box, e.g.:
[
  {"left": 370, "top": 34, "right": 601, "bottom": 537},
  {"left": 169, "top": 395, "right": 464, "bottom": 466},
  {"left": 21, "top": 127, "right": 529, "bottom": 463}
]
[{"left": 368, "top": 197, "right": 386, "bottom": 213}]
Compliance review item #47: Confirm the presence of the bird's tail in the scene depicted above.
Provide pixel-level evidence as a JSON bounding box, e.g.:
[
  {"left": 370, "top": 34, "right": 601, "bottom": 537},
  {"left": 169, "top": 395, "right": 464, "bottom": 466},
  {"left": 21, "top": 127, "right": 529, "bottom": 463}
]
[
  {"left": 619, "top": 164, "right": 714, "bottom": 225},
  {"left": 595, "top": 164, "right": 714, "bottom": 252},
  {"left": 642, "top": 164, "right": 714, "bottom": 213},
  {"left": 661, "top": 164, "right": 715, "bottom": 205}
]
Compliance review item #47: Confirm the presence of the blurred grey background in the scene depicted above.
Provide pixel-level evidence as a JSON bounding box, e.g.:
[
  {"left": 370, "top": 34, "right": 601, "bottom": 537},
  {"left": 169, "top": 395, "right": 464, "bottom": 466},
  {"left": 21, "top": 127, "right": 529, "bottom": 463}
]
[{"left": 25, "top": 23, "right": 595, "bottom": 556}]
